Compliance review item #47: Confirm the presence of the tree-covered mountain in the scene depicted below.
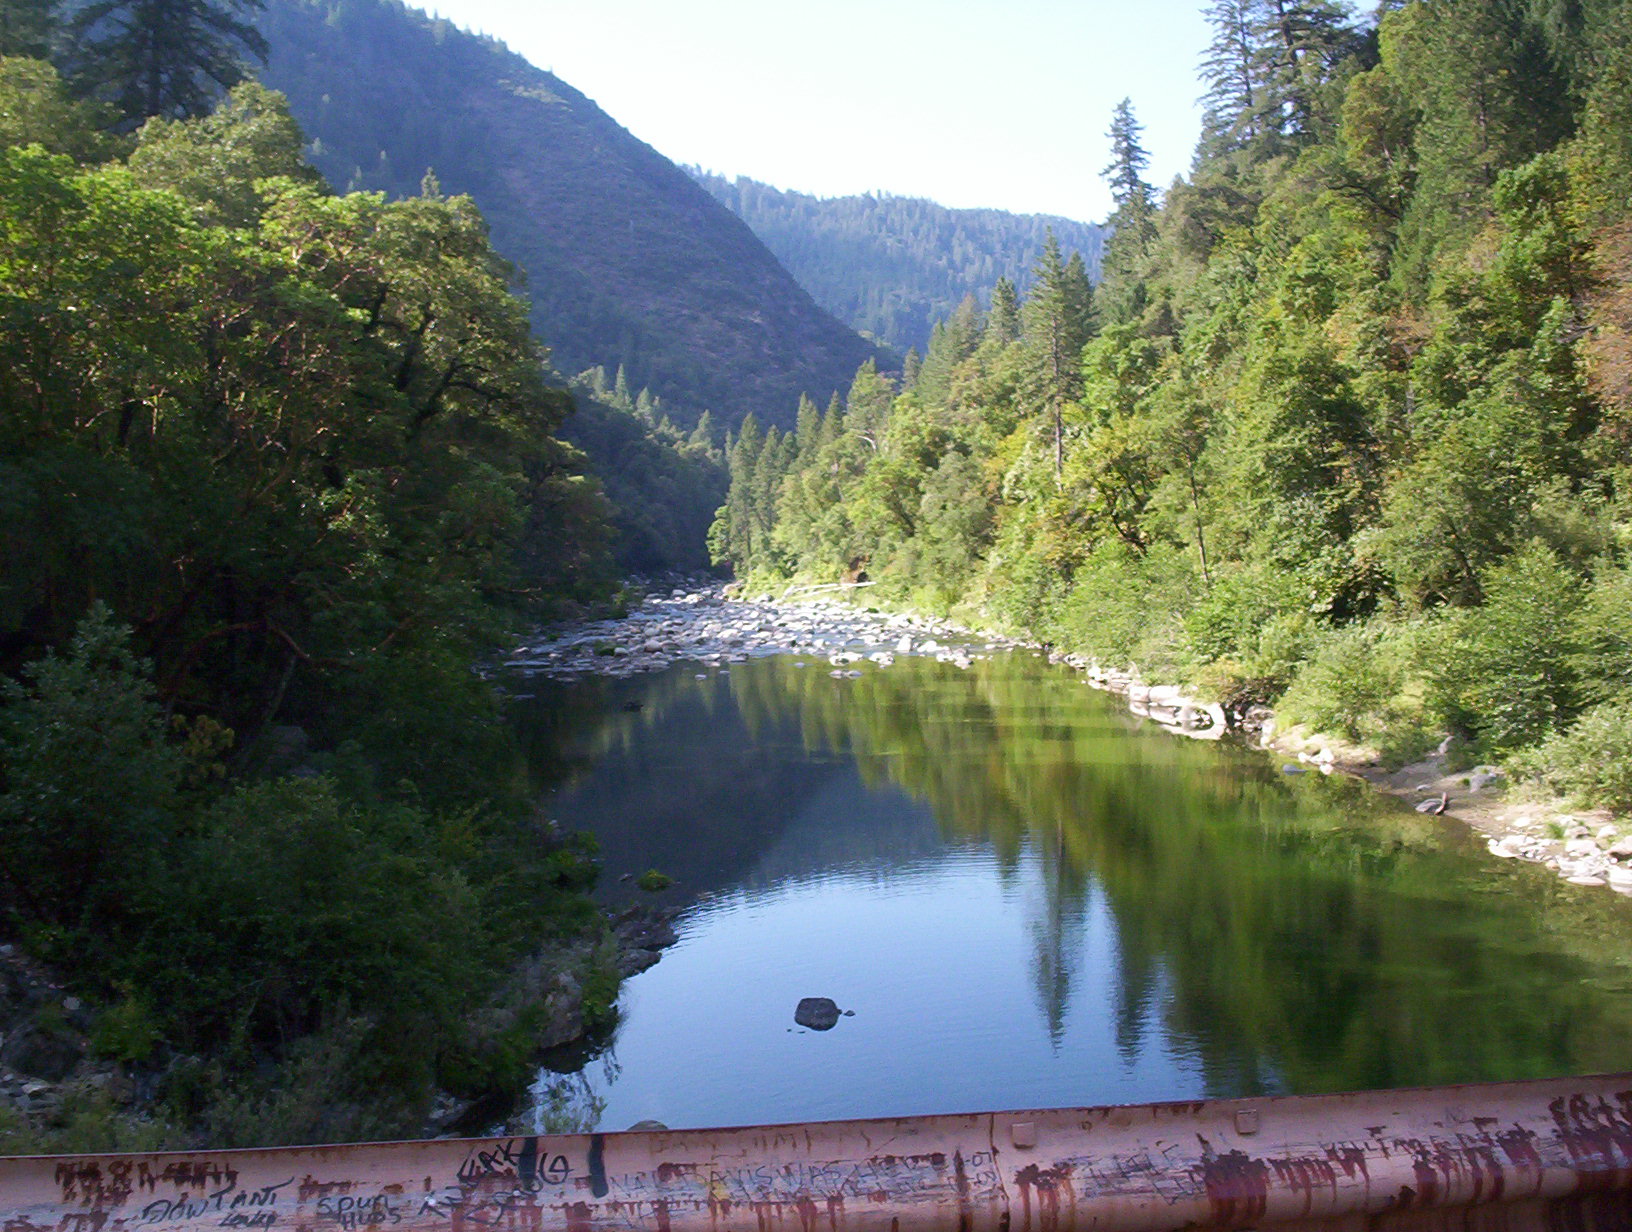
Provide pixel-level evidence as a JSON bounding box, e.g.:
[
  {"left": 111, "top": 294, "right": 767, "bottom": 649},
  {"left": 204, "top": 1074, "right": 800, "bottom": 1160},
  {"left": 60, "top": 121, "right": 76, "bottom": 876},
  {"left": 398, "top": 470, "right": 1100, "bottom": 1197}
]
[
  {"left": 256, "top": 0, "right": 884, "bottom": 432},
  {"left": 688, "top": 169, "right": 1106, "bottom": 355}
]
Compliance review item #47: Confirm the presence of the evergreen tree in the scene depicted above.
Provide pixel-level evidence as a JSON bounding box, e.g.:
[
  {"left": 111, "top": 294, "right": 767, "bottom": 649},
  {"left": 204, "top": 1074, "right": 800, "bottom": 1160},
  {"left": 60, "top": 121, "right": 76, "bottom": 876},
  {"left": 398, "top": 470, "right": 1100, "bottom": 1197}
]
[
  {"left": 1099, "top": 100, "right": 1159, "bottom": 327},
  {"left": 1198, "top": 0, "right": 1266, "bottom": 158},
  {"left": 1022, "top": 233, "right": 1095, "bottom": 480},
  {"left": 1252, "top": 0, "right": 1354, "bottom": 144},
  {"left": 1103, "top": 98, "right": 1155, "bottom": 215},
  {"left": 0, "top": 0, "right": 55, "bottom": 57},
  {"left": 67, "top": 0, "right": 267, "bottom": 125},
  {"left": 987, "top": 277, "right": 1020, "bottom": 344},
  {"left": 792, "top": 394, "right": 821, "bottom": 461}
]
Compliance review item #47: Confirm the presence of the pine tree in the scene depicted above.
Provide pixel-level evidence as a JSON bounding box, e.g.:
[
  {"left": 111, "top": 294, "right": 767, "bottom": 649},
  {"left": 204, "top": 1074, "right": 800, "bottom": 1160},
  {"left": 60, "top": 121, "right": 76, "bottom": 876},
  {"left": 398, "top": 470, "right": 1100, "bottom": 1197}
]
[
  {"left": 1252, "top": 0, "right": 1354, "bottom": 144},
  {"left": 792, "top": 394, "right": 821, "bottom": 461},
  {"left": 67, "top": 0, "right": 267, "bottom": 125},
  {"left": 0, "top": 0, "right": 56, "bottom": 58},
  {"left": 1022, "top": 233, "right": 1096, "bottom": 481},
  {"left": 1100, "top": 100, "right": 1159, "bottom": 326},
  {"left": 1198, "top": 0, "right": 1265, "bottom": 158},
  {"left": 1103, "top": 98, "right": 1155, "bottom": 215},
  {"left": 987, "top": 278, "right": 1020, "bottom": 345}
]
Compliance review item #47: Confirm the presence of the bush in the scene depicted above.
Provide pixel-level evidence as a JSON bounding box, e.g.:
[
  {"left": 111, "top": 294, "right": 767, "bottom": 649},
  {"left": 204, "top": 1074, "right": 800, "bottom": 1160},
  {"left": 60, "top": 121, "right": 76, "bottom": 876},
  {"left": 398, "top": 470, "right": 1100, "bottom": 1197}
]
[
  {"left": 1052, "top": 540, "right": 1196, "bottom": 671},
  {"left": 0, "top": 603, "right": 183, "bottom": 942},
  {"left": 1518, "top": 701, "right": 1632, "bottom": 813},
  {"left": 1278, "top": 624, "right": 1401, "bottom": 741},
  {"left": 1441, "top": 540, "right": 1584, "bottom": 750}
]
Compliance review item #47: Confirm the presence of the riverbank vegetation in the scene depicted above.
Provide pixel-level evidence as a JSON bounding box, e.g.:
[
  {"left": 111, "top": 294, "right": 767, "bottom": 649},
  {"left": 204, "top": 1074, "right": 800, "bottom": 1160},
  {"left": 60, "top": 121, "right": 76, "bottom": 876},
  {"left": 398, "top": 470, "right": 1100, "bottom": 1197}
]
[
  {"left": 0, "top": 9, "right": 619, "bottom": 1147},
  {"left": 709, "top": 0, "right": 1632, "bottom": 816}
]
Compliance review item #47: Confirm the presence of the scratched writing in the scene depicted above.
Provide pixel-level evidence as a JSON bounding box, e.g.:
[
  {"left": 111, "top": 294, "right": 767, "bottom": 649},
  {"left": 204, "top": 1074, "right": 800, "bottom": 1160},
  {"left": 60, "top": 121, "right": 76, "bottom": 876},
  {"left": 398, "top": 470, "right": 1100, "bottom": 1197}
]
[
  {"left": 315, "top": 1195, "right": 403, "bottom": 1229},
  {"left": 136, "top": 1178, "right": 293, "bottom": 1227},
  {"left": 617, "top": 1154, "right": 995, "bottom": 1207},
  {"left": 440, "top": 1138, "right": 576, "bottom": 1228},
  {"left": 455, "top": 1139, "right": 572, "bottom": 1192}
]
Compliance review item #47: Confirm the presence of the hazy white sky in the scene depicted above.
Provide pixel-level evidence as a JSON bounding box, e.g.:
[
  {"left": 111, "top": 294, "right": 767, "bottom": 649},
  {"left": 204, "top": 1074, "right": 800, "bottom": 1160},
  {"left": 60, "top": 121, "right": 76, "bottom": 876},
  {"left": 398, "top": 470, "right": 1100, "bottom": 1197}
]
[{"left": 422, "top": 0, "right": 1215, "bottom": 225}]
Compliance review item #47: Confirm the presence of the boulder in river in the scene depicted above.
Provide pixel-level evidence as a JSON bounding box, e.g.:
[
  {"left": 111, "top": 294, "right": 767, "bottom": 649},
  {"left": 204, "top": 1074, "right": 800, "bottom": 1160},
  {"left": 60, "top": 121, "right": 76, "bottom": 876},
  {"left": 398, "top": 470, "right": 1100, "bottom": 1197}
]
[{"left": 794, "top": 997, "right": 842, "bottom": 1031}]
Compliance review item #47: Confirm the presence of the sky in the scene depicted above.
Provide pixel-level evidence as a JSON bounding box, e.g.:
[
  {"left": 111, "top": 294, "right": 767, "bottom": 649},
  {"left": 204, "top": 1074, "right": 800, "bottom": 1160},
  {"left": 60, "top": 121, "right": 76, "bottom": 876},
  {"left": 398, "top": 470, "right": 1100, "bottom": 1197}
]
[{"left": 420, "top": 0, "right": 1216, "bottom": 226}]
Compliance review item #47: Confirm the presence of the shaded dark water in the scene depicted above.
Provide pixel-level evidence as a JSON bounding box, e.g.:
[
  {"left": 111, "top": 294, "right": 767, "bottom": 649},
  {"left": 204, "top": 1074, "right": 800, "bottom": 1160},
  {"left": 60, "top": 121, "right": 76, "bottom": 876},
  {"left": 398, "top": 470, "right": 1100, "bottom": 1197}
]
[{"left": 505, "top": 652, "right": 1632, "bottom": 1133}]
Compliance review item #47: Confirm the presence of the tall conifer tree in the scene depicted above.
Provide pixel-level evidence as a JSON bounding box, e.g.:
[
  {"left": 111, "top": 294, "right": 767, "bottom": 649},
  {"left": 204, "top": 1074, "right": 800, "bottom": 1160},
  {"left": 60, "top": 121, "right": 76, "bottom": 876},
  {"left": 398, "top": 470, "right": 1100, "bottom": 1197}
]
[
  {"left": 1022, "top": 233, "right": 1095, "bottom": 481},
  {"left": 0, "top": 0, "right": 56, "bottom": 57},
  {"left": 66, "top": 0, "right": 267, "bottom": 125}
]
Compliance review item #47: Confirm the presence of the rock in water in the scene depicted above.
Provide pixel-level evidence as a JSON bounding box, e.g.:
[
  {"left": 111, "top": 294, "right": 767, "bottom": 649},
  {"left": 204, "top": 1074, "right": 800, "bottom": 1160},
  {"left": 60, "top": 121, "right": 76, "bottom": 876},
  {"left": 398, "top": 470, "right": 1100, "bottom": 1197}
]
[{"left": 794, "top": 997, "right": 842, "bottom": 1031}]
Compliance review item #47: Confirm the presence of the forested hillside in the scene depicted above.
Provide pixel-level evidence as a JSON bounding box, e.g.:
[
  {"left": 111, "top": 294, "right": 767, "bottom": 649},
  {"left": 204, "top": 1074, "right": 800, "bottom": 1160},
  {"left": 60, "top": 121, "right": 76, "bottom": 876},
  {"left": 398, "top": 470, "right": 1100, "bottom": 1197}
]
[
  {"left": 256, "top": 0, "right": 884, "bottom": 431},
  {"left": 689, "top": 169, "right": 1105, "bottom": 355},
  {"left": 711, "top": 0, "right": 1632, "bottom": 811},
  {"left": 0, "top": 22, "right": 619, "bottom": 1144}
]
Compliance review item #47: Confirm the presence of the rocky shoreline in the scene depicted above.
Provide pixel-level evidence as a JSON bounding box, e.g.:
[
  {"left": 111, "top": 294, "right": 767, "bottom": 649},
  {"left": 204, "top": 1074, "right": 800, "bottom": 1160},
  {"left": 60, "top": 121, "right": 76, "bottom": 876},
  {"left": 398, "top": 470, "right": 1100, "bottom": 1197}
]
[
  {"left": 506, "top": 579, "right": 1031, "bottom": 678},
  {"left": 514, "top": 580, "right": 1629, "bottom": 900}
]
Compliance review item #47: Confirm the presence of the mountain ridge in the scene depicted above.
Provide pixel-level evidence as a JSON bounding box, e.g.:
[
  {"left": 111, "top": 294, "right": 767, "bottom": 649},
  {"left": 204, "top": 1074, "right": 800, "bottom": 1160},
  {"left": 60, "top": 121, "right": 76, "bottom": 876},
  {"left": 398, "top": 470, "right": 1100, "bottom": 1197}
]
[
  {"left": 688, "top": 169, "right": 1107, "bottom": 355},
  {"left": 257, "top": 0, "right": 884, "bottom": 431}
]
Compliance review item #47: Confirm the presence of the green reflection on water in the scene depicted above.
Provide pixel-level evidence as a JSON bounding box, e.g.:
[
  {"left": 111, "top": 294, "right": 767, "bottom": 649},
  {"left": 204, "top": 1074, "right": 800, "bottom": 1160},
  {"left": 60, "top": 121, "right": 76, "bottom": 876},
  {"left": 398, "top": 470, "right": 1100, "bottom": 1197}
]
[{"left": 512, "top": 650, "right": 1632, "bottom": 1100}]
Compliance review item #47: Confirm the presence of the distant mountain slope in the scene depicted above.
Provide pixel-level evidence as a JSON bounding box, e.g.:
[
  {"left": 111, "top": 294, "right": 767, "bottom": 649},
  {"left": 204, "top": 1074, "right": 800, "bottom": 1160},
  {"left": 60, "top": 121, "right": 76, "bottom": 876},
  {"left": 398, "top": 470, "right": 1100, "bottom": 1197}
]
[
  {"left": 257, "top": 0, "right": 882, "bottom": 431},
  {"left": 688, "top": 170, "right": 1107, "bottom": 355}
]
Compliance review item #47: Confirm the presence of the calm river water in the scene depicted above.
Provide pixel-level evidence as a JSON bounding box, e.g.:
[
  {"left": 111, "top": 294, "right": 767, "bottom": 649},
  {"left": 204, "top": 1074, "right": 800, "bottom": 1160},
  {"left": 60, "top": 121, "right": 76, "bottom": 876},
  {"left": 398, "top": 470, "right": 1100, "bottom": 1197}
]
[{"left": 506, "top": 651, "right": 1632, "bottom": 1134}]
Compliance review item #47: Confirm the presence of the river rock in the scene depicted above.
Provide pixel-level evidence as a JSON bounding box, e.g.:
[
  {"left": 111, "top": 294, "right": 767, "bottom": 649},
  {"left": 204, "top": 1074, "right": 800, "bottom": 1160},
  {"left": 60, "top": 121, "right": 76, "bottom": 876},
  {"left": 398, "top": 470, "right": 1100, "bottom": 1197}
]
[{"left": 794, "top": 997, "right": 843, "bottom": 1031}]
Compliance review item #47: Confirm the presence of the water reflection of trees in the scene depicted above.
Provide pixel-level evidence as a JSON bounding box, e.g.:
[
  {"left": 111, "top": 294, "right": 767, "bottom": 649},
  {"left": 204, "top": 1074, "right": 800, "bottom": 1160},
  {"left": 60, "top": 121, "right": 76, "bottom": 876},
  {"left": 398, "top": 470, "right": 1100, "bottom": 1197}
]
[{"left": 730, "top": 655, "right": 1632, "bottom": 1097}]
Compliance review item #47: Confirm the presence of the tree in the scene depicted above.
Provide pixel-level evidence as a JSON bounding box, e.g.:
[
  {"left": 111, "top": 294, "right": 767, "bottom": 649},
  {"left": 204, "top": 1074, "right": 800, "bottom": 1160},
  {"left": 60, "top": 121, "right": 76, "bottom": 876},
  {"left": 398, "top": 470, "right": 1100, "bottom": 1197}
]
[
  {"left": 1198, "top": 0, "right": 1266, "bottom": 159},
  {"left": 1099, "top": 99, "right": 1159, "bottom": 327},
  {"left": 66, "top": 0, "right": 267, "bottom": 126},
  {"left": 1103, "top": 98, "right": 1155, "bottom": 215},
  {"left": 0, "top": 604, "right": 183, "bottom": 936},
  {"left": 0, "top": 54, "right": 119, "bottom": 160},
  {"left": 128, "top": 81, "right": 319, "bottom": 226},
  {"left": 1021, "top": 232, "right": 1096, "bottom": 480},
  {"left": 987, "top": 277, "right": 1020, "bottom": 344},
  {"left": 0, "top": 0, "right": 55, "bottom": 57},
  {"left": 1252, "top": 0, "right": 1355, "bottom": 144}
]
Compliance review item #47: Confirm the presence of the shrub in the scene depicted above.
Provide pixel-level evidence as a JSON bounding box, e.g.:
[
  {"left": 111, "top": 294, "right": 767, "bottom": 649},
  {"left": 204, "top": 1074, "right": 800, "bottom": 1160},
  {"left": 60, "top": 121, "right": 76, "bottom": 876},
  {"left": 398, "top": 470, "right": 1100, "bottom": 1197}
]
[
  {"left": 1278, "top": 624, "right": 1401, "bottom": 741},
  {"left": 1518, "top": 700, "right": 1632, "bottom": 813},
  {"left": 1443, "top": 540, "right": 1584, "bottom": 750},
  {"left": 0, "top": 603, "right": 183, "bottom": 943}
]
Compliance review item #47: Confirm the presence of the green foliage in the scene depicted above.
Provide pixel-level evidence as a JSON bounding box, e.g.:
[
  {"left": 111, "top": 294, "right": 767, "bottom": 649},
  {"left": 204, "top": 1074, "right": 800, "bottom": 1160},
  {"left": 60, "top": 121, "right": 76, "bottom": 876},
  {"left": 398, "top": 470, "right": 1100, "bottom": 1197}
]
[
  {"left": 90, "top": 994, "right": 164, "bottom": 1063},
  {"left": 129, "top": 80, "right": 321, "bottom": 224},
  {"left": 1439, "top": 541, "right": 1585, "bottom": 750},
  {"left": 0, "top": 0, "right": 56, "bottom": 58},
  {"left": 0, "top": 604, "right": 184, "bottom": 939},
  {"left": 1518, "top": 700, "right": 1632, "bottom": 814},
  {"left": 0, "top": 55, "right": 122, "bottom": 159},
  {"left": 1278, "top": 624, "right": 1402, "bottom": 741},
  {"left": 703, "top": 0, "right": 1632, "bottom": 788},
  {"left": 0, "top": 78, "right": 615, "bottom": 1138},
  {"left": 636, "top": 869, "right": 673, "bottom": 892}
]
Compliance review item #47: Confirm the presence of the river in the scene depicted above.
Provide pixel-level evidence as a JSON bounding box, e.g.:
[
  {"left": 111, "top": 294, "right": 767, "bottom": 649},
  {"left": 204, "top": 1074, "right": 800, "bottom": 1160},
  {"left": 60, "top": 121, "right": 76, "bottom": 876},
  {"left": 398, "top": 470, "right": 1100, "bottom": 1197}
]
[{"left": 501, "top": 603, "right": 1632, "bottom": 1135}]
